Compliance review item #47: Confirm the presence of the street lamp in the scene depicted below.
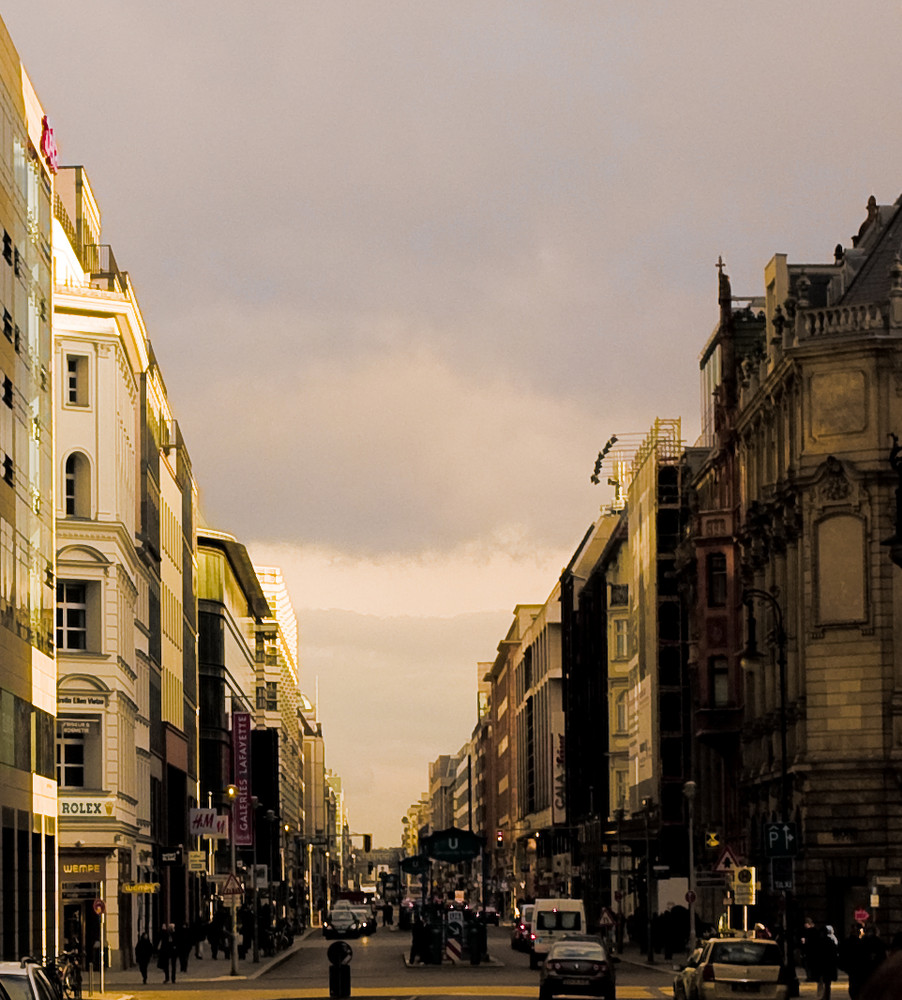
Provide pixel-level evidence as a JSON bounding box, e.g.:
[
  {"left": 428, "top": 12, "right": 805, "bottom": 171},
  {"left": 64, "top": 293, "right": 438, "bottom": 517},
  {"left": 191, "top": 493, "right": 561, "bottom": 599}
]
[
  {"left": 741, "top": 587, "right": 795, "bottom": 991},
  {"left": 225, "top": 784, "right": 240, "bottom": 977},
  {"left": 642, "top": 797, "right": 655, "bottom": 965},
  {"left": 683, "top": 781, "right": 697, "bottom": 952}
]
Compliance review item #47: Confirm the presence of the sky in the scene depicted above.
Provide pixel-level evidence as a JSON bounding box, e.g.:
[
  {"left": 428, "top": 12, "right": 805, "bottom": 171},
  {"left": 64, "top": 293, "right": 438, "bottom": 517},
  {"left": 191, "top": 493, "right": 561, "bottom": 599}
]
[{"left": 9, "top": 1, "right": 902, "bottom": 846}]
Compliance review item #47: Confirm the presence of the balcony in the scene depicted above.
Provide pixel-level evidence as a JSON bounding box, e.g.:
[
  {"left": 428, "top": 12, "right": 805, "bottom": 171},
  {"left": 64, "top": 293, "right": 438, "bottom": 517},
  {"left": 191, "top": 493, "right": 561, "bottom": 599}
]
[{"left": 83, "top": 244, "right": 129, "bottom": 293}]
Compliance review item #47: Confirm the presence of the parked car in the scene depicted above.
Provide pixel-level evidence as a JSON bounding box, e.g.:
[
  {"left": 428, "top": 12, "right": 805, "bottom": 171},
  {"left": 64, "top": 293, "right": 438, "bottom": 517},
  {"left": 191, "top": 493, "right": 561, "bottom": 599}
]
[
  {"left": 511, "top": 903, "right": 535, "bottom": 951},
  {"left": 674, "top": 937, "right": 789, "bottom": 1000},
  {"left": 350, "top": 906, "right": 377, "bottom": 935},
  {"left": 538, "top": 938, "right": 616, "bottom": 1000},
  {"left": 0, "top": 960, "right": 54, "bottom": 1000},
  {"left": 477, "top": 906, "right": 500, "bottom": 925},
  {"left": 672, "top": 946, "right": 704, "bottom": 1000},
  {"left": 322, "top": 908, "right": 361, "bottom": 939}
]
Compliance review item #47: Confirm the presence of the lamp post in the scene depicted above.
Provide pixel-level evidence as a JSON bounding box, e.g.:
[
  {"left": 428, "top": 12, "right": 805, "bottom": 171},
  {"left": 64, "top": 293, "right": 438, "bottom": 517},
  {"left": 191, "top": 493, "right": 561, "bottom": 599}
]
[
  {"left": 225, "top": 784, "right": 240, "bottom": 977},
  {"left": 642, "top": 797, "right": 655, "bottom": 964},
  {"left": 742, "top": 588, "right": 795, "bottom": 990},
  {"left": 683, "top": 781, "right": 697, "bottom": 952}
]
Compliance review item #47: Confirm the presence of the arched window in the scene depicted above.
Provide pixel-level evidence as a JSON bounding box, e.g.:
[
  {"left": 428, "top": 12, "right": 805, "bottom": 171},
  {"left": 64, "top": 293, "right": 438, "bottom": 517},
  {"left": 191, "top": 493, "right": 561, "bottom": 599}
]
[{"left": 64, "top": 452, "right": 91, "bottom": 518}]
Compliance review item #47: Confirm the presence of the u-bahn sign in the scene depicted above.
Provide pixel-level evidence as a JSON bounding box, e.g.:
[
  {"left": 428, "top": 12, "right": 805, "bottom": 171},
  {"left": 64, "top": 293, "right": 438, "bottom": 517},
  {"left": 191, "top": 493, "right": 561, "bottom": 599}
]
[
  {"left": 422, "top": 827, "right": 485, "bottom": 862},
  {"left": 400, "top": 854, "right": 429, "bottom": 875}
]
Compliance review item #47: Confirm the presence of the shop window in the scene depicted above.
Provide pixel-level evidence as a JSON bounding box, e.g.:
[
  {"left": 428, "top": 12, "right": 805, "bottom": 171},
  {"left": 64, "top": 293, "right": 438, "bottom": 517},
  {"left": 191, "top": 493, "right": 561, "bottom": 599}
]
[
  {"left": 56, "top": 717, "right": 103, "bottom": 789},
  {"left": 65, "top": 355, "right": 89, "bottom": 407},
  {"left": 64, "top": 452, "right": 91, "bottom": 518}
]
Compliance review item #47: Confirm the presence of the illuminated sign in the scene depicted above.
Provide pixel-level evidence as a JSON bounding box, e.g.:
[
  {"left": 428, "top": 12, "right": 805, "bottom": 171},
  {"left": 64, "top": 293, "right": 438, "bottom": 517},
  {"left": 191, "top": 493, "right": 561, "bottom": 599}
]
[
  {"left": 40, "top": 116, "right": 58, "bottom": 174},
  {"left": 59, "top": 797, "right": 116, "bottom": 817}
]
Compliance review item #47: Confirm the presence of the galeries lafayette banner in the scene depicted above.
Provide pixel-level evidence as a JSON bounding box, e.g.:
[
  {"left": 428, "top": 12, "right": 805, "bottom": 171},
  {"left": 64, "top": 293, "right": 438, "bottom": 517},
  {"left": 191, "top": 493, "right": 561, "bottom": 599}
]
[{"left": 232, "top": 711, "right": 252, "bottom": 846}]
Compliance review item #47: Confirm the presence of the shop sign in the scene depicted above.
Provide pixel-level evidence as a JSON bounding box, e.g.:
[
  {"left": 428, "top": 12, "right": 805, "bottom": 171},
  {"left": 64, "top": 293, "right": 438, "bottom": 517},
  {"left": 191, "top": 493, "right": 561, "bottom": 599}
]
[
  {"left": 59, "top": 696, "right": 105, "bottom": 706},
  {"left": 60, "top": 860, "right": 104, "bottom": 882},
  {"left": 40, "top": 116, "right": 59, "bottom": 174},
  {"left": 551, "top": 717, "right": 566, "bottom": 825},
  {"left": 59, "top": 797, "right": 116, "bottom": 817},
  {"left": 123, "top": 882, "right": 160, "bottom": 894},
  {"left": 188, "top": 808, "right": 228, "bottom": 839}
]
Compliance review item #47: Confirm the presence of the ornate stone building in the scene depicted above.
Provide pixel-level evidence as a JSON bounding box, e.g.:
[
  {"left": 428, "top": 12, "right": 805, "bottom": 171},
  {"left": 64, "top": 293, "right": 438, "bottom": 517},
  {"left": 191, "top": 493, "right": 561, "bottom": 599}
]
[{"left": 690, "top": 196, "right": 902, "bottom": 932}]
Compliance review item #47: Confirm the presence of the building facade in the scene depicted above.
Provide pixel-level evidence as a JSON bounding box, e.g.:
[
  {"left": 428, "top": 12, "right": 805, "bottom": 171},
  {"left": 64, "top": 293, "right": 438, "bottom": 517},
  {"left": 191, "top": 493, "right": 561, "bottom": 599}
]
[{"left": 0, "top": 29, "right": 56, "bottom": 961}]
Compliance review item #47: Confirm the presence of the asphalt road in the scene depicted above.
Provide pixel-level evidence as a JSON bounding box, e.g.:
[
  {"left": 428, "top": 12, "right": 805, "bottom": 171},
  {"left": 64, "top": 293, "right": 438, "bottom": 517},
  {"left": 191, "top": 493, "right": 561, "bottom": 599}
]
[{"left": 105, "top": 925, "right": 684, "bottom": 1000}]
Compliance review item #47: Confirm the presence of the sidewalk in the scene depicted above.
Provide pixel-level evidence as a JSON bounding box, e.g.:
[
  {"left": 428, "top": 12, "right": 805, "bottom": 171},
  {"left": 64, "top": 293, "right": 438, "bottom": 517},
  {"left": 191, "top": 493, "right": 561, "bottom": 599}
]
[{"left": 88, "top": 928, "right": 316, "bottom": 998}]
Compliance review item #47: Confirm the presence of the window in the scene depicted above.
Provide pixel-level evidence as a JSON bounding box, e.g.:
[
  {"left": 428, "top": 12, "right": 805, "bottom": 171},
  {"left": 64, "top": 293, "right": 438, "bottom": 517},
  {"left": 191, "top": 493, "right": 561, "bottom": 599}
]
[
  {"left": 64, "top": 452, "right": 91, "bottom": 518},
  {"left": 65, "top": 355, "right": 88, "bottom": 407},
  {"left": 615, "top": 691, "right": 628, "bottom": 733},
  {"left": 56, "top": 583, "right": 87, "bottom": 650},
  {"left": 710, "top": 656, "right": 730, "bottom": 707},
  {"left": 56, "top": 717, "right": 102, "bottom": 788},
  {"left": 614, "top": 618, "right": 628, "bottom": 659},
  {"left": 707, "top": 553, "right": 728, "bottom": 607}
]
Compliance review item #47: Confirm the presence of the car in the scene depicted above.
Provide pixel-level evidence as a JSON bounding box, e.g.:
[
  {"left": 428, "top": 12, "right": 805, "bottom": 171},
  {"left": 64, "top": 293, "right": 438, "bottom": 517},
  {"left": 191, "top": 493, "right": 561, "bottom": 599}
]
[
  {"left": 538, "top": 938, "right": 616, "bottom": 1000},
  {"left": 477, "top": 906, "right": 500, "bottom": 925},
  {"left": 511, "top": 903, "right": 535, "bottom": 951},
  {"left": 322, "top": 908, "right": 361, "bottom": 939},
  {"left": 674, "top": 937, "right": 789, "bottom": 1000},
  {"left": 673, "top": 946, "right": 704, "bottom": 1000},
  {"left": 350, "top": 906, "right": 377, "bottom": 935},
  {"left": 0, "top": 959, "right": 56, "bottom": 1000},
  {"left": 531, "top": 898, "right": 588, "bottom": 968}
]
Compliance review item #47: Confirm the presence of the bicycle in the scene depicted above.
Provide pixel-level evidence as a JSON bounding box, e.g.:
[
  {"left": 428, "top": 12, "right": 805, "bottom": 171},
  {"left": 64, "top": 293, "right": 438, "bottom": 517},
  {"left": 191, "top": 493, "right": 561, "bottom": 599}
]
[{"left": 46, "top": 948, "right": 82, "bottom": 1000}]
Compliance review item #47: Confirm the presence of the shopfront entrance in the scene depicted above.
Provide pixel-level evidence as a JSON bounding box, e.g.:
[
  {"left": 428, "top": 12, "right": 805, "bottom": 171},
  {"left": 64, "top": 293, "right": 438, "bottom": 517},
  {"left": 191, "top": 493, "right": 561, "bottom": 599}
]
[{"left": 59, "top": 855, "right": 105, "bottom": 969}]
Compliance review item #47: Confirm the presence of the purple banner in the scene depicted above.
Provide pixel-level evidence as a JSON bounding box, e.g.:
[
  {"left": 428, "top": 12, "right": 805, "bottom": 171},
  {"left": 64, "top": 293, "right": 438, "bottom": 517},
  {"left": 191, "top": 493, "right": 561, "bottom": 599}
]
[{"left": 232, "top": 711, "right": 253, "bottom": 846}]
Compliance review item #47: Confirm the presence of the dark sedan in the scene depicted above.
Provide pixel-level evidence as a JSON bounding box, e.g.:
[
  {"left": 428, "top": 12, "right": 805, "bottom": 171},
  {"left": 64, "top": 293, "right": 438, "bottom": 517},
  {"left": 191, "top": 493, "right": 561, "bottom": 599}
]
[{"left": 539, "top": 939, "right": 616, "bottom": 1000}]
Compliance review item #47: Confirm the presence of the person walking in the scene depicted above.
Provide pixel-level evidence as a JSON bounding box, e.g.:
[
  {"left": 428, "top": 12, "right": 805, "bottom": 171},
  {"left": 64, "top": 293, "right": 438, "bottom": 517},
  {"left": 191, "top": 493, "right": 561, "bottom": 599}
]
[
  {"left": 135, "top": 931, "right": 154, "bottom": 984},
  {"left": 840, "top": 923, "right": 887, "bottom": 999},
  {"left": 156, "top": 924, "right": 177, "bottom": 983},
  {"left": 808, "top": 924, "right": 839, "bottom": 1000},
  {"left": 176, "top": 923, "right": 192, "bottom": 975}
]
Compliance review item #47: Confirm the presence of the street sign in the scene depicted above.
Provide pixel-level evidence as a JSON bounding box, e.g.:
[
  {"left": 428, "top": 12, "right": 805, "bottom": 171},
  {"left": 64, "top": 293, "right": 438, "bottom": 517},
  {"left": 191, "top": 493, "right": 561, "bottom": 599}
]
[
  {"left": 221, "top": 873, "right": 243, "bottom": 897},
  {"left": 400, "top": 854, "right": 429, "bottom": 875},
  {"left": 764, "top": 822, "right": 798, "bottom": 858},
  {"left": 713, "top": 846, "right": 741, "bottom": 872},
  {"left": 854, "top": 907, "right": 870, "bottom": 923},
  {"left": 685, "top": 890, "right": 697, "bottom": 904},
  {"left": 875, "top": 876, "right": 900, "bottom": 887},
  {"left": 188, "top": 851, "right": 207, "bottom": 873},
  {"left": 600, "top": 907, "right": 616, "bottom": 928},
  {"left": 92, "top": 899, "right": 105, "bottom": 916},
  {"left": 422, "top": 826, "right": 485, "bottom": 862},
  {"left": 771, "top": 857, "right": 793, "bottom": 891}
]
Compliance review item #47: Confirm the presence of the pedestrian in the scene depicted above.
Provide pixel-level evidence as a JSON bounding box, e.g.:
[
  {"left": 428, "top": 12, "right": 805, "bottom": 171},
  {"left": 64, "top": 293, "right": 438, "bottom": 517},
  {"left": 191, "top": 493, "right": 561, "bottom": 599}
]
[
  {"left": 135, "top": 931, "right": 154, "bottom": 984},
  {"left": 801, "top": 917, "right": 818, "bottom": 982},
  {"left": 156, "top": 924, "right": 177, "bottom": 983},
  {"left": 840, "top": 923, "right": 887, "bottom": 999},
  {"left": 176, "top": 923, "right": 191, "bottom": 974},
  {"left": 808, "top": 924, "right": 839, "bottom": 1000},
  {"left": 385, "top": 901, "right": 394, "bottom": 926},
  {"left": 409, "top": 915, "right": 426, "bottom": 965},
  {"left": 209, "top": 906, "right": 226, "bottom": 959}
]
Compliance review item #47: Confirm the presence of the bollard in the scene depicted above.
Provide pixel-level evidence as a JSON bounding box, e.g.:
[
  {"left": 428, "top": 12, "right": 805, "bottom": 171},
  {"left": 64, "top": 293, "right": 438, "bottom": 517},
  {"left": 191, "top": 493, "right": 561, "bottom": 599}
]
[{"left": 327, "top": 940, "right": 352, "bottom": 998}]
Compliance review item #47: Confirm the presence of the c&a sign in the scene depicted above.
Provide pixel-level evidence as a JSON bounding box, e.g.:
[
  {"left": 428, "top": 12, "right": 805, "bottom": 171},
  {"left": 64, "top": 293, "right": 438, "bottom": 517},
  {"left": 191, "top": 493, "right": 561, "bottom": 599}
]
[{"left": 40, "top": 116, "right": 59, "bottom": 174}]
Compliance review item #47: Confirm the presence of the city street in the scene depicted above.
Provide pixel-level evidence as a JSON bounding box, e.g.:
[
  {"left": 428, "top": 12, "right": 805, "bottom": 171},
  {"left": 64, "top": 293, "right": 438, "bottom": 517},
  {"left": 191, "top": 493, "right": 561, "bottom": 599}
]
[
  {"left": 95, "top": 925, "right": 825, "bottom": 1000},
  {"left": 98, "top": 924, "right": 671, "bottom": 999}
]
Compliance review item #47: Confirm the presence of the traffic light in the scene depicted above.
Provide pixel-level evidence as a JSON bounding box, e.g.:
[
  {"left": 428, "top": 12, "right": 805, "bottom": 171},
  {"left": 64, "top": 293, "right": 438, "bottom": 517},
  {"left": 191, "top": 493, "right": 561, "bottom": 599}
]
[
  {"left": 496, "top": 829, "right": 504, "bottom": 845},
  {"left": 733, "top": 866, "right": 757, "bottom": 905},
  {"left": 362, "top": 834, "right": 372, "bottom": 852}
]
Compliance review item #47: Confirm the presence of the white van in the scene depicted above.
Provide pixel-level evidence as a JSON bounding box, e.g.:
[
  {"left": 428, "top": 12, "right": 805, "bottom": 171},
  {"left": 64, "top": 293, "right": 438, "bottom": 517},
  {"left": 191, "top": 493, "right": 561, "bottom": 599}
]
[{"left": 529, "top": 897, "right": 587, "bottom": 968}]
